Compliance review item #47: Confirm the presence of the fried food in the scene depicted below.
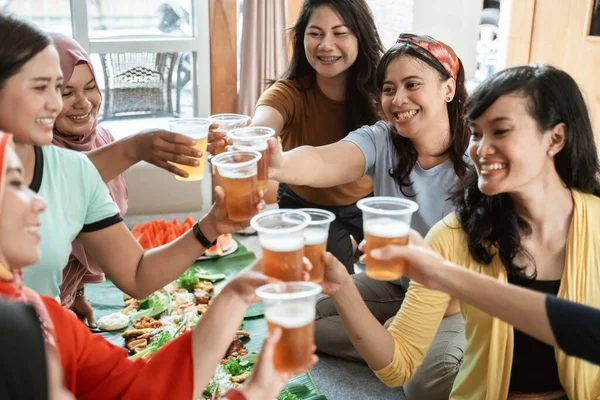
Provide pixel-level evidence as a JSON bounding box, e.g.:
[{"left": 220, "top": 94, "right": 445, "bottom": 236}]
[
  {"left": 226, "top": 338, "right": 244, "bottom": 358},
  {"left": 126, "top": 338, "right": 147, "bottom": 351},
  {"left": 193, "top": 288, "right": 211, "bottom": 305},
  {"left": 231, "top": 371, "right": 251, "bottom": 383},
  {"left": 194, "top": 280, "right": 214, "bottom": 293},
  {"left": 121, "top": 328, "right": 155, "bottom": 339},
  {"left": 196, "top": 304, "right": 208, "bottom": 315},
  {"left": 132, "top": 316, "right": 163, "bottom": 329},
  {"left": 235, "top": 330, "right": 250, "bottom": 338}
]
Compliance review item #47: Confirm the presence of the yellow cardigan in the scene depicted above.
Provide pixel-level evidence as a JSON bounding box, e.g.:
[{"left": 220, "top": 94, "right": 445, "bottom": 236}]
[{"left": 373, "top": 189, "right": 600, "bottom": 399}]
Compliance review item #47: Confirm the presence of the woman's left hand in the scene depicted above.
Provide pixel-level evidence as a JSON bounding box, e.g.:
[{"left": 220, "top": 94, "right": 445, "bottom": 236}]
[
  {"left": 70, "top": 294, "right": 97, "bottom": 329},
  {"left": 132, "top": 128, "right": 203, "bottom": 178},
  {"left": 201, "top": 186, "right": 265, "bottom": 237}
]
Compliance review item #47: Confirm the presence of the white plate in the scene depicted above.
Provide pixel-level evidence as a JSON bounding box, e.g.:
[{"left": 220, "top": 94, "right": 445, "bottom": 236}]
[{"left": 197, "top": 240, "right": 238, "bottom": 260}]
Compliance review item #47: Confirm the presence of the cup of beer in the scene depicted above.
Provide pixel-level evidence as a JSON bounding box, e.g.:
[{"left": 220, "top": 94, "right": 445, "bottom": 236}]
[
  {"left": 297, "top": 208, "right": 335, "bottom": 283},
  {"left": 256, "top": 281, "right": 322, "bottom": 373},
  {"left": 211, "top": 150, "right": 261, "bottom": 222},
  {"left": 357, "top": 197, "right": 419, "bottom": 281},
  {"left": 228, "top": 127, "right": 275, "bottom": 192},
  {"left": 208, "top": 114, "right": 251, "bottom": 155},
  {"left": 250, "top": 209, "right": 310, "bottom": 281},
  {"left": 168, "top": 118, "right": 212, "bottom": 181}
]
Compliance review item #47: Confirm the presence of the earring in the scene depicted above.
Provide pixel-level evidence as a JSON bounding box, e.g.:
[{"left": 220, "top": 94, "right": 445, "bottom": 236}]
[
  {"left": 548, "top": 150, "right": 554, "bottom": 157},
  {"left": 446, "top": 96, "right": 452, "bottom": 102}
]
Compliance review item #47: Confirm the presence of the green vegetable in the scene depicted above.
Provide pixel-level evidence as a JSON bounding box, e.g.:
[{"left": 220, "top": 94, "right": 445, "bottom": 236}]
[
  {"left": 177, "top": 268, "right": 227, "bottom": 292},
  {"left": 196, "top": 273, "right": 226, "bottom": 281},
  {"left": 223, "top": 357, "right": 253, "bottom": 376},
  {"left": 277, "top": 388, "right": 300, "bottom": 400},
  {"left": 128, "top": 331, "right": 173, "bottom": 361},
  {"left": 128, "top": 292, "right": 169, "bottom": 322},
  {"left": 203, "top": 381, "right": 216, "bottom": 397},
  {"left": 176, "top": 269, "right": 200, "bottom": 292},
  {"left": 282, "top": 383, "right": 311, "bottom": 398},
  {"left": 239, "top": 352, "right": 258, "bottom": 365}
]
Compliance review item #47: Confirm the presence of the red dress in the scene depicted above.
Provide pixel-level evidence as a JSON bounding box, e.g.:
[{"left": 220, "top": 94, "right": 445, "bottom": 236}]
[{"left": 44, "top": 296, "right": 194, "bottom": 399}]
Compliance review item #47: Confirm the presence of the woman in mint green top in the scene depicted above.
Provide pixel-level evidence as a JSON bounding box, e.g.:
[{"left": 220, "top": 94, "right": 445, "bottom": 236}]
[{"left": 0, "top": 14, "right": 257, "bottom": 301}]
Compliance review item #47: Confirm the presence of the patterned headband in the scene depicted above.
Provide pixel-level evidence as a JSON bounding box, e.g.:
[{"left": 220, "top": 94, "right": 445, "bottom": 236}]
[{"left": 396, "top": 33, "right": 460, "bottom": 80}]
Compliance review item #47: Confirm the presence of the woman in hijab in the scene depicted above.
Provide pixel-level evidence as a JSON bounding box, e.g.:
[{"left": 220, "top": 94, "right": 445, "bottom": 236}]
[
  {"left": 50, "top": 32, "right": 129, "bottom": 326},
  {"left": 0, "top": 130, "right": 310, "bottom": 399}
]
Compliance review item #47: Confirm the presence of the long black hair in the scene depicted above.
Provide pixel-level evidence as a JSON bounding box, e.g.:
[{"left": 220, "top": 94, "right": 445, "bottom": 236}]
[
  {"left": 0, "top": 13, "right": 52, "bottom": 90},
  {"left": 453, "top": 65, "right": 600, "bottom": 280},
  {"left": 375, "top": 43, "right": 470, "bottom": 196},
  {"left": 281, "top": 0, "right": 384, "bottom": 132}
]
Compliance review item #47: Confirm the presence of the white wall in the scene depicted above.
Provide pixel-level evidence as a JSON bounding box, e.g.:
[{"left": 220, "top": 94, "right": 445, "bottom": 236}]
[{"left": 412, "top": 0, "right": 481, "bottom": 80}]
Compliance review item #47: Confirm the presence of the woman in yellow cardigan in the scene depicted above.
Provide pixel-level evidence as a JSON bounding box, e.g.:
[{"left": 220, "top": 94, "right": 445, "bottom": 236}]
[{"left": 317, "top": 64, "right": 600, "bottom": 400}]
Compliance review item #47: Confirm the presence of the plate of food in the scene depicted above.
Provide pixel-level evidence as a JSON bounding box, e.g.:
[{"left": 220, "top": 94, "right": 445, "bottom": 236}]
[{"left": 198, "top": 234, "right": 238, "bottom": 260}]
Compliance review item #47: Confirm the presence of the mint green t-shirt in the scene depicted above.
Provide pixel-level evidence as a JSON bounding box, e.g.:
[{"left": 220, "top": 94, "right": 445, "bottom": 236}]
[{"left": 22, "top": 146, "right": 122, "bottom": 298}]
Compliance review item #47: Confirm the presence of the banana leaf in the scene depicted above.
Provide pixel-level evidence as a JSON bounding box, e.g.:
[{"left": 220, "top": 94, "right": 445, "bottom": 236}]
[{"left": 86, "top": 238, "right": 324, "bottom": 399}]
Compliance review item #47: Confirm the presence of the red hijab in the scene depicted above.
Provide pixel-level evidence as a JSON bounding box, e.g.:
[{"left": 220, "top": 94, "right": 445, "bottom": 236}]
[
  {"left": 50, "top": 34, "right": 128, "bottom": 302},
  {"left": 0, "top": 132, "right": 57, "bottom": 347}
]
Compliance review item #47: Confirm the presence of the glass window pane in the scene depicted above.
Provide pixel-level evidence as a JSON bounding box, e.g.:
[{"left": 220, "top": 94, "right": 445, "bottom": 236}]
[
  {"left": 3, "top": 0, "right": 72, "bottom": 36},
  {"left": 87, "top": 0, "right": 193, "bottom": 39},
  {"left": 91, "top": 51, "right": 194, "bottom": 121}
]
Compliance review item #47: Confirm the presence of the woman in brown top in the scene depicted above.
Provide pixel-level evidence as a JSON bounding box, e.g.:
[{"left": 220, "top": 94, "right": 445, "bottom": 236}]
[{"left": 212, "top": 0, "right": 383, "bottom": 272}]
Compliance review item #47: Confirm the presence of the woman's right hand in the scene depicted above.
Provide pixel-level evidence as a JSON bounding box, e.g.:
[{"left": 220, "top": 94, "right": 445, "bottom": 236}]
[
  {"left": 238, "top": 328, "right": 318, "bottom": 400},
  {"left": 366, "top": 229, "right": 451, "bottom": 292},
  {"left": 266, "top": 136, "right": 284, "bottom": 179},
  {"left": 206, "top": 123, "right": 226, "bottom": 155},
  {"left": 320, "top": 252, "right": 353, "bottom": 296}
]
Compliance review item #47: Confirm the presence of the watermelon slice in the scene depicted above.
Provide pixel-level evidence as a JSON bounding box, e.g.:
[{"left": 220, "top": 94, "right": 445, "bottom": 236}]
[
  {"left": 205, "top": 241, "right": 223, "bottom": 257},
  {"left": 217, "top": 233, "right": 234, "bottom": 252}
]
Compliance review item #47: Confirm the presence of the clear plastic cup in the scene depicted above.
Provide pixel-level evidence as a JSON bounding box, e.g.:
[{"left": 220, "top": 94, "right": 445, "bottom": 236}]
[
  {"left": 256, "top": 282, "right": 322, "bottom": 373},
  {"left": 357, "top": 197, "right": 419, "bottom": 281},
  {"left": 211, "top": 150, "right": 261, "bottom": 222},
  {"left": 250, "top": 209, "right": 310, "bottom": 281},
  {"left": 168, "top": 118, "right": 211, "bottom": 181},
  {"left": 297, "top": 208, "right": 336, "bottom": 283},
  {"left": 228, "top": 126, "right": 276, "bottom": 192},
  {"left": 208, "top": 114, "right": 251, "bottom": 155}
]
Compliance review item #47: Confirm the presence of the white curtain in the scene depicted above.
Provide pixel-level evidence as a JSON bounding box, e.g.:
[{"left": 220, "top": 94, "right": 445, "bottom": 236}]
[{"left": 238, "top": 0, "right": 289, "bottom": 116}]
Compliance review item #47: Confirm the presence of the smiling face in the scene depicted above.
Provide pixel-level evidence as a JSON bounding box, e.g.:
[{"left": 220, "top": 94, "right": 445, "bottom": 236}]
[
  {"left": 0, "top": 45, "right": 63, "bottom": 145},
  {"left": 303, "top": 5, "right": 358, "bottom": 81},
  {"left": 0, "top": 146, "right": 47, "bottom": 269},
  {"left": 380, "top": 55, "right": 455, "bottom": 140},
  {"left": 54, "top": 63, "right": 101, "bottom": 136},
  {"left": 468, "top": 94, "right": 556, "bottom": 196}
]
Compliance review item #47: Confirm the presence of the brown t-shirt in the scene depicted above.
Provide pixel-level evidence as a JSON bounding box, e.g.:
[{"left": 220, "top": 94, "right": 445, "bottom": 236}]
[{"left": 256, "top": 78, "right": 373, "bottom": 206}]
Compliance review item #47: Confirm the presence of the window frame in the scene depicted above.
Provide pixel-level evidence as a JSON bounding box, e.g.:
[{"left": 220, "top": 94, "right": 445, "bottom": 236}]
[{"left": 69, "top": 0, "right": 211, "bottom": 117}]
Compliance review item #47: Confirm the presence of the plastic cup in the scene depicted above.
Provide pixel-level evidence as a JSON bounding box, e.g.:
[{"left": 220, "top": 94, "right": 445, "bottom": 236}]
[
  {"left": 357, "top": 197, "right": 419, "bottom": 281},
  {"left": 228, "top": 126, "right": 276, "bottom": 192},
  {"left": 168, "top": 118, "right": 211, "bottom": 181},
  {"left": 211, "top": 150, "right": 261, "bottom": 222},
  {"left": 256, "top": 282, "right": 322, "bottom": 373},
  {"left": 297, "top": 209, "right": 335, "bottom": 283},
  {"left": 208, "top": 114, "right": 251, "bottom": 155},
  {"left": 250, "top": 209, "right": 310, "bottom": 281}
]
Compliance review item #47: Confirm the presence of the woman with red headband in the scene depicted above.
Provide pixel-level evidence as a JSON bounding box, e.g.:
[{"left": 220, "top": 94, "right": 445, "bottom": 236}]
[{"left": 263, "top": 34, "right": 470, "bottom": 399}]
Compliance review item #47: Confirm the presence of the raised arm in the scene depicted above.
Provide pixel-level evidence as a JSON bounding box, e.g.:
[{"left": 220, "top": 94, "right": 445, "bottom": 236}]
[
  {"left": 87, "top": 129, "right": 202, "bottom": 182},
  {"left": 370, "top": 231, "right": 559, "bottom": 349},
  {"left": 78, "top": 187, "right": 262, "bottom": 300},
  {"left": 320, "top": 252, "right": 451, "bottom": 387}
]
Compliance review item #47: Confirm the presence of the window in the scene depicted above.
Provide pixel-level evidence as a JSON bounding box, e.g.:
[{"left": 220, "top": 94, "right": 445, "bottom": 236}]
[
  {"left": 3, "top": 0, "right": 72, "bottom": 36},
  {"left": 5, "top": 0, "right": 210, "bottom": 119},
  {"left": 87, "top": 0, "right": 193, "bottom": 39}
]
